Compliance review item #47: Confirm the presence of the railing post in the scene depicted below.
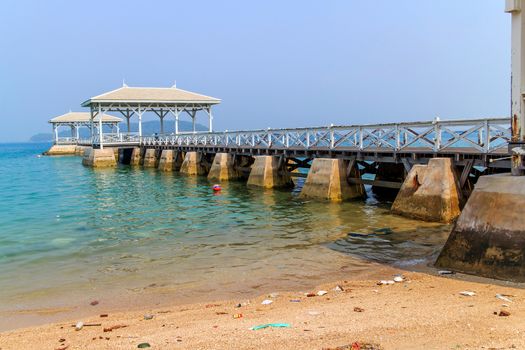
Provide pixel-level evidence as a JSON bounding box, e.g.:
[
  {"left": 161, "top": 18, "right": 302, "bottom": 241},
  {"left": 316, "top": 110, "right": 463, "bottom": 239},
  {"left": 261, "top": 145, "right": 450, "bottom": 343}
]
[
  {"left": 484, "top": 119, "right": 490, "bottom": 153},
  {"left": 395, "top": 125, "right": 400, "bottom": 151},
  {"left": 359, "top": 127, "right": 363, "bottom": 150},
  {"left": 306, "top": 131, "right": 310, "bottom": 148},
  {"left": 434, "top": 121, "right": 441, "bottom": 152},
  {"left": 329, "top": 126, "right": 335, "bottom": 149},
  {"left": 268, "top": 131, "right": 272, "bottom": 147},
  {"left": 286, "top": 133, "right": 290, "bottom": 148}
]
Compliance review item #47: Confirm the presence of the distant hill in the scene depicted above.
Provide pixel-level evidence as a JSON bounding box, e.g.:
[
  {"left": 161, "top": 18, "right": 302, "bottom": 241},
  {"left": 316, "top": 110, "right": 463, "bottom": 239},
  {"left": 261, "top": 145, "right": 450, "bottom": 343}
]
[{"left": 29, "top": 120, "right": 207, "bottom": 142}]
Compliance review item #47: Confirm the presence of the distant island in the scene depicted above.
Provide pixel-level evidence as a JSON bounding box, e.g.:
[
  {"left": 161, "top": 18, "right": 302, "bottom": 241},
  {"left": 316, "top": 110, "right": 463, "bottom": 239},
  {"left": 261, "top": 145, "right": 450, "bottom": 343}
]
[{"left": 29, "top": 120, "right": 207, "bottom": 142}]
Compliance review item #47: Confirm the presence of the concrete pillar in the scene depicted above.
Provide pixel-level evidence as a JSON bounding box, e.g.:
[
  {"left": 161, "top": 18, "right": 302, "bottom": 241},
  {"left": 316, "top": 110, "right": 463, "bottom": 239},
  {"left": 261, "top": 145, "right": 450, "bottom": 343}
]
[
  {"left": 143, "top": 149, "right": 158, "bottom": 168},
  {"left": 208, "top": 153, "right": 240, "bottom": 181},
  {"left": 82, "top": 148, "right": 117, "bottom": 168},
  {"left": 299, "top": 158, "right": 365, "bottom": 201},
  {"left": 391, "top": 158, "right": 461, "bottom": 223},
  {"left": 158, "top": 150, "right": 178, "bottom": 171},
  {"left": 180, "top": 151, "right": 208, "bottom": 175},
  {"left": 247, "top": 156, "right": 293, "bottom": 188},
  {"left": 436, "top": 174, "right": 525, "bottom": 282},
  {"left": 130, "top": 147, "right": 142, "bottom": 166}
]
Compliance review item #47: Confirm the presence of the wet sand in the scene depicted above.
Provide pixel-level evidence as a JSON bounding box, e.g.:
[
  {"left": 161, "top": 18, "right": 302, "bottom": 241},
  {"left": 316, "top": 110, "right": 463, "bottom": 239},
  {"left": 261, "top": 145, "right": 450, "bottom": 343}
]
[{"left": 1, "top": 271, "right": 524, "bottom": 350}]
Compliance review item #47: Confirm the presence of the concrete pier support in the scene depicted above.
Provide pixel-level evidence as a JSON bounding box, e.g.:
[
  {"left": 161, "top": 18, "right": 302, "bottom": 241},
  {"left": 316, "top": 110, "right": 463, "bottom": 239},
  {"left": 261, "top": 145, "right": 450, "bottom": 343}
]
[
  {"left": 299, "top": 158, "right": 365, "bottom": 201},
  {"left": 391, "top": 158, "right": 461, "bottom": 223},
  {"left": 82, "top": 148, "right": 117, "bottom": 168},
  {"left": 44, "top": 144, "right": 77, "bottom": 155},
  {"left": 142, "top": 149, "right": 158, "bottom": 168},
  {"left": 436, "top": 174, "right": 525, "bottom": 282},
  {"left": 180, "top": 152, "right": 208, "bottom": 176},
  {"left": 247, "top": 156, "right": 293, "bottom": 188},
  {"left": 74, "top": 145, "right": 89, "bottom": 156},
  {"left": 158, "top": 150, "right": 183, "bottom": 171},
  {"left": 130, "top": 147, "right": 142, "bottom": 166},
  {"left": 208, "top": 153, "right": 240, "bottom": 181}
]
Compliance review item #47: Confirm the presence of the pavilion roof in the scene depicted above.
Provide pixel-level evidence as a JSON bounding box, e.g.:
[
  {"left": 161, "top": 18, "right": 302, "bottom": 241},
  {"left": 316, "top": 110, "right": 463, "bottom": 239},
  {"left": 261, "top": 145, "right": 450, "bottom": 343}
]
[
  {"left": 49, "top": 112, "right": 122, "bottom": 123},
  {"left": 81, "top": 85, "right": 221, "bottom": 107}
]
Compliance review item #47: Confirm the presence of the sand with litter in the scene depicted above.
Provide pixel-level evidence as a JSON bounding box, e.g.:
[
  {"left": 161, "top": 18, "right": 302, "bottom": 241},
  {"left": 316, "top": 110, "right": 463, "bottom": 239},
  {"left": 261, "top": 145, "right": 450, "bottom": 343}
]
[{"left": 0, "top": 272, "right": 524, "bottom": 350}]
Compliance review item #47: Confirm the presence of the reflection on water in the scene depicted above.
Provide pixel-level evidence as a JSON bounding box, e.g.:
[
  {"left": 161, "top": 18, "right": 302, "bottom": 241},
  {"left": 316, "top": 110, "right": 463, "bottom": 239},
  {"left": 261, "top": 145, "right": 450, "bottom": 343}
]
[{"left": 0, "top": 143, "right": 451, "bottom": 323}]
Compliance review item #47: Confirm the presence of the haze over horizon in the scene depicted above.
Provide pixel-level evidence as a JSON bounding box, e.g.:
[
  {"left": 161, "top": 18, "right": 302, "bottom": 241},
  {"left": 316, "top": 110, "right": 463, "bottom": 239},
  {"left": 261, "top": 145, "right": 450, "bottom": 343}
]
[{"left": 0, "top": 0, "right": 511, "bottom": 142}]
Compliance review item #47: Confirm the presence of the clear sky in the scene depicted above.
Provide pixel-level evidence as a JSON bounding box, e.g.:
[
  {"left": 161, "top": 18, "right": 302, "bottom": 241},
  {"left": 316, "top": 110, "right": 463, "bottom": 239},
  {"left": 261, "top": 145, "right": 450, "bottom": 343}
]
[{"left": 0, "top": 0, "right": 511, "bottom": 142}]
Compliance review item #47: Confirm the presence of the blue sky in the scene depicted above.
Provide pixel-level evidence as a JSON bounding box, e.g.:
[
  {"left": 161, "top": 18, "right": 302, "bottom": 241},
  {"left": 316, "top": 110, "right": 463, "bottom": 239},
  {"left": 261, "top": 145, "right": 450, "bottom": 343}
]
[{"left": 0, "top": 0, "right": 510, "bottom": 142}]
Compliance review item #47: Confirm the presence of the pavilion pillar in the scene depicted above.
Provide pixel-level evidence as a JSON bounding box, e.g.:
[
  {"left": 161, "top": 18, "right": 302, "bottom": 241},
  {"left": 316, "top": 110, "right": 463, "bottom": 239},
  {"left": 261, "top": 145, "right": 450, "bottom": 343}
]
[
  {"left": 138, "top": 106, "right": 143, "bottom": 137},
  {"left": 175, "top": 108, "right": 180, "bottom": 134},
  {"left": 192, "top": 110, "right": 196, "bottom": 133},
  {"left": 208, "top": 107, "right": 213, "bottom": 132},
  {"left": 98, "top": 104, "right": 104, "bottom": 149},
  {"left": 126, "top": 110, "right": 131, "bottom": 132},
  {"left": 53, "top": 124, "right": 58, "bottom": 143},
  {"left": 75, "top": 123, "right": 80, "bottom": 140}
]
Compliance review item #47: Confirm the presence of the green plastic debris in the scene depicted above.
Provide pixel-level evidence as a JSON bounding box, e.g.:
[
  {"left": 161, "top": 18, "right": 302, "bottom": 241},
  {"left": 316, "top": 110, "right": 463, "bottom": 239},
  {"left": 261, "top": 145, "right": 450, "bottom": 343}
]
[
  {"left": 138, "top": 343, "right": 151, "bottom": 348},
  {"left": 250, "top": 323, "right": 291, "bottom": 330}
]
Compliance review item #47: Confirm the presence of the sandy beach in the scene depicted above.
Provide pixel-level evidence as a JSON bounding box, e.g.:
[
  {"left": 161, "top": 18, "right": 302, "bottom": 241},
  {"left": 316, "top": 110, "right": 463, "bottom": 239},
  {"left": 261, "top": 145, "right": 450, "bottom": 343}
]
[{"left": 1, "top": 270, "right": 523, "bottom": 350}]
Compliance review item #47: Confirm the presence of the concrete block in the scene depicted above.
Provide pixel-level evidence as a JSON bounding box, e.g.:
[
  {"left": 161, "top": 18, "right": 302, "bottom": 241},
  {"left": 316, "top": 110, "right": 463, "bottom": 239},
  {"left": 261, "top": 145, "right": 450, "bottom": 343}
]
[
  {"left": 130, "top": 147, "right": 141, "bottom": 166},
  {"left": 299, "top": 158, "right": 365, "bottom": 201},
  {"left": 180, "top": 152, "right": 208, "bottom": 176},
  {"left": 436, "top": 173, "right": 525, "bottom": 282},
  {"left": 391, "top": 158, "right": 461, "bottom": 223},
  {"left": 143, "top": 149, "right": 158, "bottom": 168},
  {"left": 82, "top": 148, "right": 117, "bottom": 168},
  {"left": 247, "top": 156, "right": 293, "bottom": 188},
  {"left": 44, "top": 144, "right": 77, "bottom": 155},
  {"left": 208, "top": 153, "right": 240, "bottom": 181},
  {"left": 158, "top": 150, "right": 176, "bottom": 171}
]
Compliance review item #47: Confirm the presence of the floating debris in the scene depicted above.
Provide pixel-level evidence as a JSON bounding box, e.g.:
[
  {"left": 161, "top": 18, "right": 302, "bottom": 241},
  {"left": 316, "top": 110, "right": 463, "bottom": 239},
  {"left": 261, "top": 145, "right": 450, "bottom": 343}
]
[
  {"left": 290, "top": 299, "right": 301, "bottom": 303},
  {"left": 317, "top": 290, "right": 328, "bottom": 296},
  {"left": 261, "top": 299, "right": 273, "bottom": 305},
  {"left": 353, "top": 307, "right": 365, "bottom": 312},
  {"left": 100, "top": 314, "right": 108, "bottom": 318},
  {"left": 459, "top": 291, "right": 476, "bottom": 297},
  {"left": 393, "top": 276, "right": 404, "bottom": 283},
  {"left": 498, "top": 310, "right": 511, "bottom": 317},
  {"left": 75, "top": 322, "right": 84, "bottom": 331},
  {"left": 438, "top": 270, "right": 455, "bottom": 275},
  {"left": 137, "top": 343, "right": 151, "bottom": 348},
  {"left": 233, "top": 313, "right": 243, "bottom": 319},
  {"left": 143, "top": 314, "right": 154, "bottom": 320},
  {"left": 308, "top": 310, "right": 321, "bottom": 316},
  {"left": 90, "top": 300, "right": 99, "bottom": 306},
  {"left": 306, "top": 293, "right": 316, "bottom": 297}
]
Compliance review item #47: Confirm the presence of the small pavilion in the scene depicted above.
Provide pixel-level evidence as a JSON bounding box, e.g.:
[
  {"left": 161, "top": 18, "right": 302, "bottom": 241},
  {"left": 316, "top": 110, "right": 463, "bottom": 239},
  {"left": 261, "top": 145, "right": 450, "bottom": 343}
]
[
  {"left": 81, "top": 84, "right": 221, "bottom": 149},
  {"left": 49, "top": 112, "right": 122, "bottom": 144}
]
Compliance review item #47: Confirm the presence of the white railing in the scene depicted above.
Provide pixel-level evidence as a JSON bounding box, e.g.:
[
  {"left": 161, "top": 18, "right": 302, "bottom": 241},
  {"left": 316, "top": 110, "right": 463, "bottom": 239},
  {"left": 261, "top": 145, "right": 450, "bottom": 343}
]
[
  {"left": 139, "top": 118, "right": 511, "bottom": 154},
  {"left": 92, "top": 132, "right": 141, "bottom": 144},
  {"left": 55, "top": 137, "right": 78, "bottom": 145}
]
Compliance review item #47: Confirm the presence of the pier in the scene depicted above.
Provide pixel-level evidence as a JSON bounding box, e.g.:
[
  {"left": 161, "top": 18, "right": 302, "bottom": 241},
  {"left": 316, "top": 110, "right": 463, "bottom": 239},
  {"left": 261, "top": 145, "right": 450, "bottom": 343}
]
[{"left": 42, "top": 1, "right": 525, "bottom": 283}]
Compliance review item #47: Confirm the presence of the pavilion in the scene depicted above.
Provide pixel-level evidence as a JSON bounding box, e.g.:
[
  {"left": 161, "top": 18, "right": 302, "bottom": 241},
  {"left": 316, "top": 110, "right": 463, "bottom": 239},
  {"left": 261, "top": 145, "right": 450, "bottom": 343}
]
[
  {"left": 49, "top": 111, "right": 122, "bottom": 145},
  {"left": 81, "top": 84, "right": 221, "bottom": 149}
]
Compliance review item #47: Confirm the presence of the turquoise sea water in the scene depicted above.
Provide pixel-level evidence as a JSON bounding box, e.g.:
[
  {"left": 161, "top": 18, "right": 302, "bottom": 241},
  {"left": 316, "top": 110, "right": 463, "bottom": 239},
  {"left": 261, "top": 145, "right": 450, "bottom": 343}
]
[{"left": 0, "top": 143, "right": 450, "bottom": 329}]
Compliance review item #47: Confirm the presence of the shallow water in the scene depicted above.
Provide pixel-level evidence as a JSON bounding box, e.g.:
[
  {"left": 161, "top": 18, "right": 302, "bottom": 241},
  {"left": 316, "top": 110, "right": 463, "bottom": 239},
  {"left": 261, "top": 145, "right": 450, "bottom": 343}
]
[{"left": 0, "top": 143, "right": 451, "bottom": 329}]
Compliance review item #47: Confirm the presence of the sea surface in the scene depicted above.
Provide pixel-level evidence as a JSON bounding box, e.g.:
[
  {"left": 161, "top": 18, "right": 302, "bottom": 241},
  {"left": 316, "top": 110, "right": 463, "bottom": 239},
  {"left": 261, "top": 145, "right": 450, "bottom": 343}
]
[{"left": 0, "top": 142, "right": 451, "bottom": 330}]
